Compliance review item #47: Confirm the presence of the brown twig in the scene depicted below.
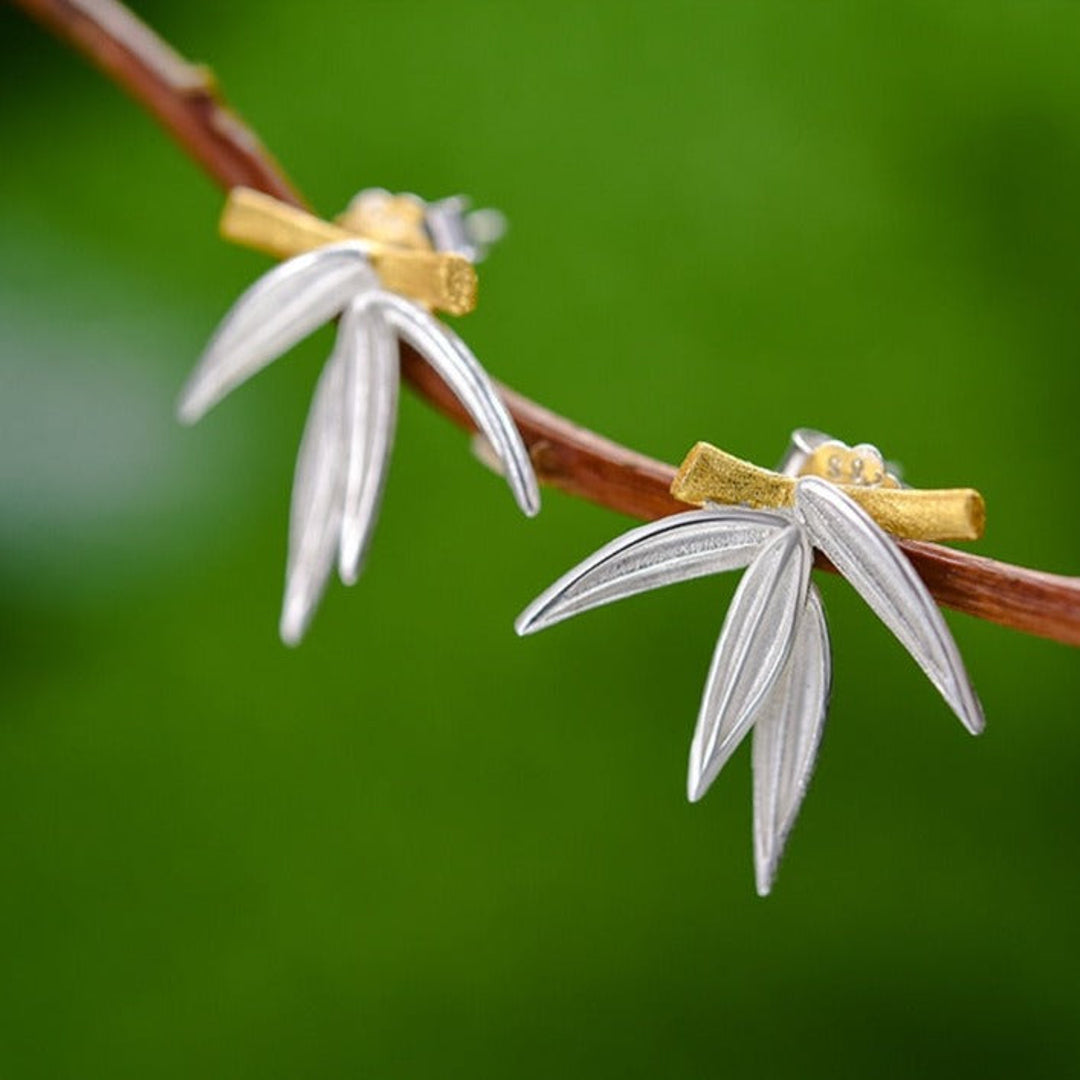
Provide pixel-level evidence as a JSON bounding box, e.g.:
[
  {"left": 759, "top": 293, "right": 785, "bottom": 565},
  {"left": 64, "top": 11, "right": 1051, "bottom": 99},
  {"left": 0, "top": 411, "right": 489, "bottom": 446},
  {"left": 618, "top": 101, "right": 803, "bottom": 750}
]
[{"left": 13, "top": 0, "right": 1080, "bottom": 647}]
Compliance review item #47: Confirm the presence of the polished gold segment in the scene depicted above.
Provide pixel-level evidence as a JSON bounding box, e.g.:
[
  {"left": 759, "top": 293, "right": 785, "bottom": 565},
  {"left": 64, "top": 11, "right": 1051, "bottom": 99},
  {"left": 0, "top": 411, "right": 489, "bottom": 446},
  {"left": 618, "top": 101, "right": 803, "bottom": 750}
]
[
  {"left": 219, "top": 188, "right": 477, "bottom": 316},
  {"left": 671, "top": 442, "right": 985, "bottom": 542}
]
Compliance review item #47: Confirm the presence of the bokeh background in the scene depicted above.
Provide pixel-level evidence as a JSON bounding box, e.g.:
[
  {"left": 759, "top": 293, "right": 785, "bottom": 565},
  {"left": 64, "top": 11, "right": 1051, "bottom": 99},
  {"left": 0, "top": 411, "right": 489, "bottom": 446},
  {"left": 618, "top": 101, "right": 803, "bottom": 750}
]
[{"left": 3, "top": 2, "right": 1080, "bottom": 1076}]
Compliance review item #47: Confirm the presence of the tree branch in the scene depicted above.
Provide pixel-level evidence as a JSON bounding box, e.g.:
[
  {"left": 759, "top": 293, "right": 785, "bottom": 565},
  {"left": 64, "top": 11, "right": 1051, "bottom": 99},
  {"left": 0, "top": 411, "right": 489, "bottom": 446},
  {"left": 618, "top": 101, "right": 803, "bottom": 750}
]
[{"left": 13, "top": 0, "right": 1080, "bottom": 647}]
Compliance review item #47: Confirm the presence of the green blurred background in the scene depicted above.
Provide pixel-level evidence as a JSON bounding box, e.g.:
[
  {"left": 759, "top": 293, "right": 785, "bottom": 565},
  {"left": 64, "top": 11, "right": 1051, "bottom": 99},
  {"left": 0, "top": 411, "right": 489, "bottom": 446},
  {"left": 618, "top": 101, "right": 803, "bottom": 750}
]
[{"left": 2, "top": 2, "right": 1080, "bottom": 1076}]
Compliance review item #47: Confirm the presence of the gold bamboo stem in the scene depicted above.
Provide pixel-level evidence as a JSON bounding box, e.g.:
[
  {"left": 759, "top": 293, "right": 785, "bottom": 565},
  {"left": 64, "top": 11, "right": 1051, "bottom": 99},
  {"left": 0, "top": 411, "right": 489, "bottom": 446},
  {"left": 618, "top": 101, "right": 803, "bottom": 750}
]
[
  {"left": 219, "top": 187, "right": 477, "bottom": 316},
  {"left": 671, "top": 442, "right": 985, "bottom": 542}
]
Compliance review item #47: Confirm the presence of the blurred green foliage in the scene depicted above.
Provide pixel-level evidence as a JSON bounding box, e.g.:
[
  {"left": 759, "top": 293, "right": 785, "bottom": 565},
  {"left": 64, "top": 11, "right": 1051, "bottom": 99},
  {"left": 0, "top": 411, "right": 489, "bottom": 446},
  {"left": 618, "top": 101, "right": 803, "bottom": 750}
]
[{"left": 2, "top": 2, "right": 1080, "bottom": 1076}]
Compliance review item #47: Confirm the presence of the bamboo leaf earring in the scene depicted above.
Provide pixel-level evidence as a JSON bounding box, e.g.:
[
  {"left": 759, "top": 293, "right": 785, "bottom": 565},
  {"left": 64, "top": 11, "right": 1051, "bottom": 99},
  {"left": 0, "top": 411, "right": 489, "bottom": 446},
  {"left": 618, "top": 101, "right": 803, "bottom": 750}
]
[
  {"left": 517, "top": 431, "right": 985, "bottom": 894},
  {"left": 178, "top": 189, "right": 540, "bottom": 643}
]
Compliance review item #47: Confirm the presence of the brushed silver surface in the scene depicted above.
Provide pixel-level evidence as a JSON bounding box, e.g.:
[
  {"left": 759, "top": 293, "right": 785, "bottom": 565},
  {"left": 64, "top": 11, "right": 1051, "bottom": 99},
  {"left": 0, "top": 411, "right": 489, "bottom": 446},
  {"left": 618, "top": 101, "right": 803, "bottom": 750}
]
[
  {"left": 687, "top": 524, "right": 812, "bottom": 802},
  {"left": 363, "top": 291, "right": 540, "bottom": 519},
  {"left": 515, "top": 506, "right": 787, "bottom": 635},
  {"left": 751, "top": 584, "right": 830, "bottom": 896},
  {"left": 517, "top": 462, "right": 984, "bottom": 893},
  {"left": 796, "top": 477, "right": 983, "bottom": 734},
  {"left": 337, "top": 302, "right": 399, "bottom": 586},
  {"left": 178, "top": 242, "right": 376, "bottom": 424},
  {"left": 180, "top": 239, "right": 540, "bottom": 643},
  {"left": 280, "top": 344, "right": 349, "bottom": 646}
]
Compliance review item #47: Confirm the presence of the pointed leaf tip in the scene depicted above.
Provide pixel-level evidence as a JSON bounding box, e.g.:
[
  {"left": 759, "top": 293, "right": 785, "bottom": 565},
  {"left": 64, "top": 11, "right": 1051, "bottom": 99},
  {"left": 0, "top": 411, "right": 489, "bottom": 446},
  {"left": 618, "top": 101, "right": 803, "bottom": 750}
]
[
  {"left": 279, "top": 607, "right": 305, "bottom": 648},
  {"left": 686, "top": 771, "right": 709, "bottom": 804},
  {"left": 176, "top": 395, "right": 203, "bottom": 426}
]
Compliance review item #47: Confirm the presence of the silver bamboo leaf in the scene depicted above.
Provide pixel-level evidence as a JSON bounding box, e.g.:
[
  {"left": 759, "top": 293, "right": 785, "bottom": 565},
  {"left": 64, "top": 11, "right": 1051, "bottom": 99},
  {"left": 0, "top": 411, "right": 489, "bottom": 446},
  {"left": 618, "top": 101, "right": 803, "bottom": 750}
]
[
  {"left": 688, "top": 524, "right": 812, "bottom": 803},
  {"left": 178, "top": 242, "right": 377, "bottom": 424},
  {"left": 279, "top": 345, "right": 349, "bottom": 646},
  {"left": 795, "top": 476, "right": 984, "bottom": 735},
  {"left": 751, "top": 584, "right": 831, "bottom": 896},
  {"left": 515, "top": 507, "right": 789, "bottom": 635},
  {"left": 337, "top": 301, "right": 399, "bottom": 585},
  {"left": 357, "top": 291, "right": 541, "bottom": 518}
]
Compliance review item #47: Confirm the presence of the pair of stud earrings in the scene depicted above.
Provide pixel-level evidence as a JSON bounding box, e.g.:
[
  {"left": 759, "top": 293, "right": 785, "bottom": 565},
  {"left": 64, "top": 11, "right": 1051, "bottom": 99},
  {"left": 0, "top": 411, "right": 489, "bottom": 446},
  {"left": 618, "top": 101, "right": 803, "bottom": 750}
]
[{"left": 179, "top": 186, "right": 985, "bottom": 895}]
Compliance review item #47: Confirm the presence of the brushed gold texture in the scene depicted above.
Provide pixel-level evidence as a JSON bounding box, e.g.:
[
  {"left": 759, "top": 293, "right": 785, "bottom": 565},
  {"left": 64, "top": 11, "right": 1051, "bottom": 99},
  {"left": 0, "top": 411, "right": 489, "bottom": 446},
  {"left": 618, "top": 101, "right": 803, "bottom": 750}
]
[
  {"left": 671, "top": 442, "right": 984, "bottom": 542},
  {"left": 219, "top": 187, "right": 477, "bottom": 315}
]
